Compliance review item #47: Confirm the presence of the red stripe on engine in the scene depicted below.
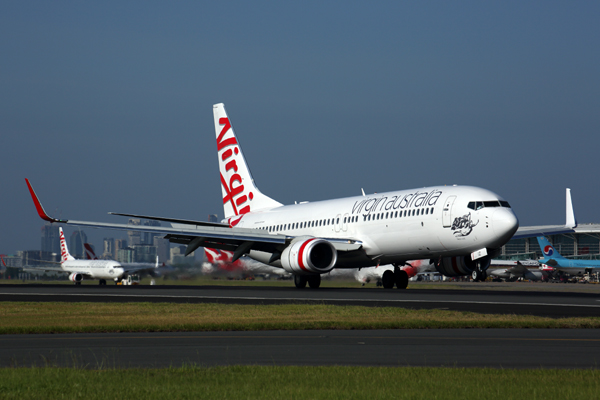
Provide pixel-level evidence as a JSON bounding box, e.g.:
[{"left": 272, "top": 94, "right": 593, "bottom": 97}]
[
  {"left": 297, "top": 239, "right": 315, "bottom": 271},
  {"left": 451, "top": 257, "right": 461, "bottom": 275}
]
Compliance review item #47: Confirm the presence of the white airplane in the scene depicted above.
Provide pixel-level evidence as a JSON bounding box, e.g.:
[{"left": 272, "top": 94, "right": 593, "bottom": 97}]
[
  {"left": 23, "top": 228, "right": 158, "bottom": 285},
  {"left": 25, "top": 103, "right": 575, "bottom": 289},
  {"left": 202, "top": 247, "right": 290, "bottom": 278},
  {"left": 488, "top": 262, "right": 544, "bottom": 282},
  {"left": 355, "top": 260, "right": 436, "bottom": 285}
]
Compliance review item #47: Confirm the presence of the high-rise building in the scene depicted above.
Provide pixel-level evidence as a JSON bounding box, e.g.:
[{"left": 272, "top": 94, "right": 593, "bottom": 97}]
[
  {"left": 114, "top": 239, "right": 128, "bottom": 259},
  {"left": 41, "top": 224, "right": 60, "bottom": 255},
  {"left": 102, "top": 238, "right": 115, "bottom": 259},
  {"left": 69, "top": 231, "right": 87, "bottom": 259},
  {"left": 133, "top": 245, "right": 157, "bottom": 263},
  {"left": 142, "top": 220, "right": 161, "bottom": 245},
  {"left": 127, "top": 219, "right": 141, "bottom": 246},
  {"left": 154, "top": 236, "right": 170, "bottom": 263}
]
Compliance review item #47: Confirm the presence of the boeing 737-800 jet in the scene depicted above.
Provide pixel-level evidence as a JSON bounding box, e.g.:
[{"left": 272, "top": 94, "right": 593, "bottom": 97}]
[
  {"left": 25, "top": 103, "right": 575, "bottom": 289},
  {"left": 23, "top": 227, "right": 159, "bottom": 285}
]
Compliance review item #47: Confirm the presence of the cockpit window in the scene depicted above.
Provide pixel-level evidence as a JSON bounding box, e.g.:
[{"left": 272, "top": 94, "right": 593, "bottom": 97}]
[
  {"left": 483, "top": 201, "right": 500, "bottom": 208},
  {"left": 468, "top": 200, "right": 511, "bottom": 210}
]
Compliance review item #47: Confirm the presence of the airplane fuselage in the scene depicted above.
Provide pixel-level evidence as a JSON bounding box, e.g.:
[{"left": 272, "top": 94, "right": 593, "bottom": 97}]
[
  {"left": 541, "top": 259, "right": 600, "bottom": 276},
  {"left": 61, "top": 260, "right": 124, "bottom": 280},
  {"left": 234, "top": 185, "right": 518, "bottom": 268}
]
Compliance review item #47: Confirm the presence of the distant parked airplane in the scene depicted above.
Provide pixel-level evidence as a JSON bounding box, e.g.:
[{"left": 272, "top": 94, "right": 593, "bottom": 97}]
[
  {"left": 537, "top": 236, "right": 600, "bottom": 277},
  {"left": 488, "top": 262, "right": 544, "bottom": 282}
]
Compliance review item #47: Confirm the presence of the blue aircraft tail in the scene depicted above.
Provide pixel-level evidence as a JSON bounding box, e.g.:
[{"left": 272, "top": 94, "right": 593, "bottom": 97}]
[{"left": 536, "top": 236, "right": 565, "bottom": 259}]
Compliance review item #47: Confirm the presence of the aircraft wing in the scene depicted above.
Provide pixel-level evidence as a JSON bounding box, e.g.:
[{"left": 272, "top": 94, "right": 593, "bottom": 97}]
[
  {"left": 511, "top": 188, "right": 577, "bottom": 240},
  {"left": 512, "top": 225, "right": 575, "bottom": 240},
  {"left": 26, "top": 179, "right": 361, "bottom": 261}
]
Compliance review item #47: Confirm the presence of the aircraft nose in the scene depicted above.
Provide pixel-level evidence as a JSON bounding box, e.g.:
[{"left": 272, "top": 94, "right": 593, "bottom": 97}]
[{"left": 492, "top": 208, "right": 519, "bottom": 243}]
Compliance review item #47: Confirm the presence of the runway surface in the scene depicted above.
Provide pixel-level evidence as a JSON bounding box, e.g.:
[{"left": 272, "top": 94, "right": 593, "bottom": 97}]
[
  {"left": 2, "top": 329, "right": 600, "bottom": 369},
  {"left": 2, "top": 283, "right": 600, "bottom": 368},
  {"left": 1, "top": 283, "right": 600, "bottom": 318}
]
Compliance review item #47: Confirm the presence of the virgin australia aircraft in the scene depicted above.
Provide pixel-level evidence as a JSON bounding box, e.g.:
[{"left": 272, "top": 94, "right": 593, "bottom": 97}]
[
  {"left": 25, "top": 103, "right": 575, "bottom": 289},
  {"left": 23, "top": 227, "right": 158, "bottom": 285},
  {"left": 537, "top": 236, "right": 600, "bottom": 277}
]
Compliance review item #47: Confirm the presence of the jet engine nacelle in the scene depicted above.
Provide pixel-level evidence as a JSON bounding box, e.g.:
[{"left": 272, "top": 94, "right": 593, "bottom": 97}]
[
  {"left": 434, "top": 255, "right": 491, "bottom": 277},
  {"left": 69, "top": 272, "right": 83, "bottom": 282},
  {"left": 281, "top": 237, "right": 337, "bottom": 275}
]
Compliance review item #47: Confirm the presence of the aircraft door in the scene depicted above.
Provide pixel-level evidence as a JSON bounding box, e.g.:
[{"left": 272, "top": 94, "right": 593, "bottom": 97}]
[
  {"left": 335, "top": 214, "right": 342, "bottom": 233},
  {"left": 442, "top": 196, "right": 456, "bottom": 228},
  {"left": 342, "top": 213, "right": 349, "bottom": 232}
]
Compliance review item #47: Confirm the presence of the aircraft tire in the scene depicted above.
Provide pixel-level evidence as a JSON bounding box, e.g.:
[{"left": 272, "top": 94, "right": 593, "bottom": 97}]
[
  {"left": 382, "top": 270, "right": 395, "bottom": 289},
  {"left": 294, "top": 275, "right": 307, "bottom": 289},
  {"left": 308, "top": 275, "right": 321, "bottom": 289},
  {"left": 395, "top": 270, "right": 409, "bottom": 289},
  {"left": 472, "top": 269, "right": 487, "bottom": 282},
  {"left": 99, "top": 279, "right": 106, "bottom": 286}
]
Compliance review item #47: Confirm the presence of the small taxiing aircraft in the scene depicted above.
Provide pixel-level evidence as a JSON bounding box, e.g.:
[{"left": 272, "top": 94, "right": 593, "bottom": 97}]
[{"left": 22, "top": 228, "right": 157, "bottom": 285}]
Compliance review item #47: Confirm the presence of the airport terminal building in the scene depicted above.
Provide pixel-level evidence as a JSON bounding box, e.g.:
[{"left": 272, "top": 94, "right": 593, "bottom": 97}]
[{"left": 500, "top": 223, "right": 600, "bottom": 261}]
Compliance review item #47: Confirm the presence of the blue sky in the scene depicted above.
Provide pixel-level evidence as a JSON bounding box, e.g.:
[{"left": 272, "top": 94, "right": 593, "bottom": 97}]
[{"left": 2, "top": 1, "right": 599, "bottom": 254}]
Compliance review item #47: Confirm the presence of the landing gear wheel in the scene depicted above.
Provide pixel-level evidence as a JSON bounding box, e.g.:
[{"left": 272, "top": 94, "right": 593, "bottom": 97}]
[
  {"left": 382, "top": 270, "right": 395, "bottom": 289},
  {"left": 307, "top": 275, "right": 321, "bottom": 289},
  {"left": 99, "top": 279, "right": 106, "bottom": 286},
  {"left": 472, "top": 269, "right": 487, "bottom": 282},
  {"left": 394, "top": 270, "right": 409, "bottom": 289},
  {"left": 294, "top": 275, "right": 307, "bottom": 289},
  {"left": 75, "top": 281, "right": 81, "bottom": 286}
]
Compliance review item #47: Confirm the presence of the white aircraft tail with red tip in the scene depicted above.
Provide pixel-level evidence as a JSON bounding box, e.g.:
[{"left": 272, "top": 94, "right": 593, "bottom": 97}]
[
  {"left": 59, "top": 228, "right": 75, "bottom": 263},
  {"left": 213, "top": 103, "right": 282, "bottom": 223},
  {"left": 84, "top": 243, "right": 98, "bottom": 260}
]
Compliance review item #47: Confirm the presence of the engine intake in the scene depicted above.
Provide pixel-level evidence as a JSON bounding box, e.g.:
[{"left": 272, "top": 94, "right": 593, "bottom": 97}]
[
  {"left": 434, "top": 255, "right": 491, "bottom": 277},
  {"left": 281, "top": 237, "right": 337, "bottom": 275},
  {"left": 69, "top": 273, "right": 83, "bottom": 282}
]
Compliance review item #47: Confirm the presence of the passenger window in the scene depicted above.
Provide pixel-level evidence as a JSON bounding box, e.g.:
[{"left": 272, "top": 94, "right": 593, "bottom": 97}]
[{"left": 412, "top": 209, "right": 415, "bottom": 216}]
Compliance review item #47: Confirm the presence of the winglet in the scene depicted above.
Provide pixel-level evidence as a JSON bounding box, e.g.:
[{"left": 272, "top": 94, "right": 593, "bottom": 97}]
[
  {"left": 0, "top": 255, "right": 6, "bottom": 267},
  {"left": 565, "top": 188, "right": 577, "bottom": 229},
  {"left": 25, "top": 178, "right": 67, "bottom": 223}
]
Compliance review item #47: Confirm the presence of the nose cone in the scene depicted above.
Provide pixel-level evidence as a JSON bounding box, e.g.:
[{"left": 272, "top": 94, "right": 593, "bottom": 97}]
[
  {"left": 114, "top": 267, "right": 125, "bottom": 277},
  {"left": 492, "top": 208, "right": 519, "bottom": 245}
]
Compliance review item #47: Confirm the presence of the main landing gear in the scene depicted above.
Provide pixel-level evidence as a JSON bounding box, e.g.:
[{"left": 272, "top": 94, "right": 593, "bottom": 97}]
[
  {"left": 294, "top": 274, "right": 321, "bottom": 289},
  {"left": 471, "top": 269, "right": 487, "bottom": 282},
  {"left": 382, "top": 265, "right": 409, "bottom": 289},
  {"left": 98, "top": 279, "right": 107, "bottom": 286}
]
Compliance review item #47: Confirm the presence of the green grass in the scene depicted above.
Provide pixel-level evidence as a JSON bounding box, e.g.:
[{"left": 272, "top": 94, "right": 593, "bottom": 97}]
[
  {"left": 0, "top": 366, "right": 598, "bottom": 399},
  {"left": 1, "top": 302, "right": 600, "bottom": 334}
]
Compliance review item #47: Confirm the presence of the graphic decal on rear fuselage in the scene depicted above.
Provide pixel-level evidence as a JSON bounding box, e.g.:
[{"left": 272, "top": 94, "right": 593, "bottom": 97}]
[
  {"left": 351, "top": 190, "right": 443, "bottom": 216},
  {"left": 451, "top": 213, "right": 478, "bottom": 237}
]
